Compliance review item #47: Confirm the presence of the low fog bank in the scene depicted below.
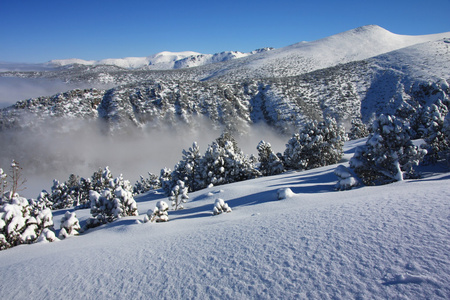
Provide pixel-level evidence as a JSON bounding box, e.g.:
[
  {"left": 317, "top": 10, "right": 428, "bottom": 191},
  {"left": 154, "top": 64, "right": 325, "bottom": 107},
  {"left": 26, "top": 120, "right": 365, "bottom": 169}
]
[{"left": 0, "top": 117, "right": 288, "bottom": 199}]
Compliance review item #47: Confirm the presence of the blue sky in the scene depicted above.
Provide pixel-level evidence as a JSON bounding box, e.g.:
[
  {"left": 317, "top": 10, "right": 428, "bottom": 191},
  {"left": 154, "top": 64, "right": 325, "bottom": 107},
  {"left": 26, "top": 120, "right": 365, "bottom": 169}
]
[{"left": 1, "top": 0, "right": 449, "bottom": 63}]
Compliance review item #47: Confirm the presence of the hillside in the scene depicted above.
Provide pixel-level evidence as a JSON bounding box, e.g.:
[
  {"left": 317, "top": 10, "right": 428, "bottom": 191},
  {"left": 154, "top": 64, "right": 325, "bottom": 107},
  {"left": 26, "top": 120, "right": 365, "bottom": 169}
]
[
  {"left": 0, "top": 25, "right": 449, "bottom": 198},
  {"left": 0, "top": 140, "right": 449, "bottom": 299}
]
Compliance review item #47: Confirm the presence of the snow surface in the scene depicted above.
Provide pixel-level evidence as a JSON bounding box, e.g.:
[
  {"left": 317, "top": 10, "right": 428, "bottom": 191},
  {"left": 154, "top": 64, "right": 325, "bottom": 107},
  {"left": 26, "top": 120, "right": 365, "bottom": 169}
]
[{"left": 0, "top": 140, "right": 449, "bottom": 299}]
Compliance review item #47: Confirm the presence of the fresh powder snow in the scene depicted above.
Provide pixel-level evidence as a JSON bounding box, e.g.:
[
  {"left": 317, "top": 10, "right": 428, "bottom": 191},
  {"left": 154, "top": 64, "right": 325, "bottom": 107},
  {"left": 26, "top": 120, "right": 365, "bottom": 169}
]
[{"left": 0, "top": 140, "right": 448, "bottom": 299}]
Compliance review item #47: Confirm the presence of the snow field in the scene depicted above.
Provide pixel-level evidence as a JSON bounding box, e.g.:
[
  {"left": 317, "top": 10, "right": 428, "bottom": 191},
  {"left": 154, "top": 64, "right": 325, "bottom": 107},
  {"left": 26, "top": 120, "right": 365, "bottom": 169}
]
[{"left": 0, "top": 157, "right": 449, "bottom": 299}]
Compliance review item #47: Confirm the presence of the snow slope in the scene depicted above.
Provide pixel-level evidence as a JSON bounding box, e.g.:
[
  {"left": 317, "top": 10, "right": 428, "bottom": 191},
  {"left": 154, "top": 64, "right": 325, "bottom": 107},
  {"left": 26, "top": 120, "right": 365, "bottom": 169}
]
[
  {"left": 0, "top": 140, "right": 449, "bottom": 299},
  {"left": 204, "top": 25, "right": 450, "bottom": 80}
]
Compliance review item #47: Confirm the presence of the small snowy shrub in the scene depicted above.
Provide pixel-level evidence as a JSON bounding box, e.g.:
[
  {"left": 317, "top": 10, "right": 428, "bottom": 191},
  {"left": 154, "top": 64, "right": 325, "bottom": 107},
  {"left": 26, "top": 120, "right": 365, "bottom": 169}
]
[
  {"left": 0, "top": 195, "right": 56, "bottom": 249},
  {"left": 212, "top": 198, "right": 232, "bottom": 215},
  {"left": 277, "top": 188, "right": 295, "bottom": 200},
  {"left": 149, "top": 201, "right": 169, "bottom": 222},
  {"left": 350, "top": 114, "right": 427, "bottom": 185},
  {"left": 334, "top": 165, "right": 358, "bottom": 191},
  {"left": 169, "top": 180, "right": 189, "bottom": 210},
  {"left": 87, "top": 184, "right": 138, "bottom": 228},
  {"left": 59, "top": 211, "right": 81, "bottom": 239}
]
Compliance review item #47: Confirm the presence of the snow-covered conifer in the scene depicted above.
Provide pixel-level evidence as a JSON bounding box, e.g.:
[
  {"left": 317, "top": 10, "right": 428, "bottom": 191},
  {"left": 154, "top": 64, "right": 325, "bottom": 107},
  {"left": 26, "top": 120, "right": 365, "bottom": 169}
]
[
  {"left": 0, "top": 168, "right": 7, "bottom": 203},
  {"left": 29, "top": 190, "right": 52, "bottom": 215},
  {"left": 334, "top": 165, "right": 358, "bottom": 191},
  {"left": 59, "top": 211, "right": 81, "bottom": 239},
  {"left": 284, "top": 117, "right": 345, "bottom": 170},
  {"left": 348, "top": 118, "right": 369, "bottom": 140},
  {"left": 257, "top": 140, "right": 284, "bottom": 176},
  {"left": 91, "top": 167, "right": 113, "bottom": 193},
  {"left": 212, "top": 198, "right": 232, "bottom": 215},
  {"left": 169, "top": 180, "right": 189, "bottom": 210},
  {"left": 159, "top": 168, "right": 173, "bottom": 196},
  {"left": 201, "top": 142, "right": 227, "bottom": 187},
  {"left": 200, "top": 133, "right": 259, "bottom": 188},
  {"left": 172, "top": 142, "right": 203, "bottom": 192},
  {"left": 0, "top": 194, "right": 38, "bottom": 248},
  {"left": 420, "top": 101, "right": 449, "bottom": 163},
  {"left": 50, "top": 179, "right": 74, "bottom": 209},
  {"left": 350, "top": 114, "right": 427, "bottom": 185},
  {"left": 87, "top": 180, "right": 138, "bottom": 228},
  {"left": 149, "top": 201, "right": 169, "bottom": 222},
  {"left": 134, "top": 173, "right": 161, "bottom": 195}
]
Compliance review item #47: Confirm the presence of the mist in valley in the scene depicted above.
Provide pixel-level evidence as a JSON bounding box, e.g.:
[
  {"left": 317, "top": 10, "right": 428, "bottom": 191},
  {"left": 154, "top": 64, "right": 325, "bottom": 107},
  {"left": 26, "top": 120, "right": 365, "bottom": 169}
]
[{"left": 0, "top": 115, "right": 288, "bottom": 199}]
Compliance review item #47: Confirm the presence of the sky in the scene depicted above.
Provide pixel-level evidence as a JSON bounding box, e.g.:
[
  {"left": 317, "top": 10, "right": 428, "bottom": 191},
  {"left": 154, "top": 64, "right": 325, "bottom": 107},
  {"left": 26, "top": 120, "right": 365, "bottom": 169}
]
[{"left": 0, "top": 0, "right": 449, "bottom": 63}]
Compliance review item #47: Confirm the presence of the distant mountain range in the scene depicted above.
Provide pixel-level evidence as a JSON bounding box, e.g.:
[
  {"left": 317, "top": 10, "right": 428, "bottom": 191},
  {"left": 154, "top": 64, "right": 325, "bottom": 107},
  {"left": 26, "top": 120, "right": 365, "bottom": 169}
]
[{"left": 1, "top": 25, "right": 449, "bottom": 134}]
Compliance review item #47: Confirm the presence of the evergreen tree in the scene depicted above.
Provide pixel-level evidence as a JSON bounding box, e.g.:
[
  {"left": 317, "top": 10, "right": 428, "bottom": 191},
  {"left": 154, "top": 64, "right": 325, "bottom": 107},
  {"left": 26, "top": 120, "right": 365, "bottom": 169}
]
[
  {"left": 350, "top": 114, "right": 427, "bottom": 185},
  {"left": 257, "top": 140, "right": 284, "bottom": 176},
  {"left": 0, "top": 194, "right": 55, "bottom": 249},
  {"left": 348, "top": 118, "right": 369, "bottom": 140},
  {"left": 134, "top": 173, "right": 160, "bottom": 194},
  {"left": 159, "top": 168, "right": 173, "bottom": 196},
  {"left": 87, "top": 176, "right": 138, "bottom": 228},
  {"left": 284, "top": 117, "right": 345, "bottom": 170},
  {"left": 169, "top": 180, "right": 189, "bottom": 210},
  {"left": 172, "top": 142, "right": 203, "bottom": 192},
  {"left": 50, "top": 179, "right": 74, "bottom": 209},
  {"left": 420, "top": 100, "right": 449, "bottom": 163}
]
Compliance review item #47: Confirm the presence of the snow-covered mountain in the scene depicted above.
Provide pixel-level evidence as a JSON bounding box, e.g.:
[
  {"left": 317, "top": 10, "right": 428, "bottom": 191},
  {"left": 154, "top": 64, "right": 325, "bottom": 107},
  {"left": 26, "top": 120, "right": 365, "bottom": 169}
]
[
  {"left": 1, "top": 32, "right": 449, "bottom": 134},
  {"left": 0, "top": 139, "right": 449, "bottom": 299},
  {"left": 47, "top": 48, "right": 274, "bottom": 70}
]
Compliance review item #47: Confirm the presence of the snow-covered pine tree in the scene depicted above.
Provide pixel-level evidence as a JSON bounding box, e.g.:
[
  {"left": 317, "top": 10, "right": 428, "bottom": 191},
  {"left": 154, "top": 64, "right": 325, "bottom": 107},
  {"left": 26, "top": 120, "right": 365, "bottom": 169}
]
[
  {"left": 172, "top": 142, "right": 203, "bottom": 192},
  {"left": 50, "top": 179, "right": 75, "bottom": 210},
  {"left": 200, "top": 141, "right": 227, "bottom": 187},
  {"left": 257, "top": 140, "right": 284, "bottom": 176},
  {"left": 0, "top": 194, "right": 55, "bottom": 249},
  {"left": 350, "top": 114, "right": 427, "bottom": 185},
  {"left": 0, "top": 168, "right": 7, "bottom": 203},
  {"left": 133, "top": 172, "right": 160, "bottom": 195},
  {"left": 159, "top": 167, "right": 173, "bottom": 196},
  {"left": 284, "top": 117, "right": 345, "bottom": 170},
  {"left": 221, "top": 139, "right": 260, "bottom": 183},
  {"left": 420, "top": 100, "right": 449, "bottom": 163},
  {"left": 200, "top": 132, "right": 260, "bottom": 187},
  {"left": 212, "top": 198, "right": 232, "bottom": 215},
  {"left": 77, "top": 177, "right": 92, "bottom": 208},
  {"left": 28, "top": 190, "right": 52, "bottom": 215},
  {"left": 169, "top": 180, "right": 189, "bottom": 210},
  {"left": 348, "top": 118, "right": 369, "bottom": 140},
  {"left": 91, "top": 167, "right": 113, "bottom": 193},
  {"left": 59, "top": 211, "right": 81, "bottom": 239},
  {"left": 442, "top": 111, "right": 450, "bottom": 164},
  {"left": 87, "top": 175, "right": 138, "bottom": 228}
]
